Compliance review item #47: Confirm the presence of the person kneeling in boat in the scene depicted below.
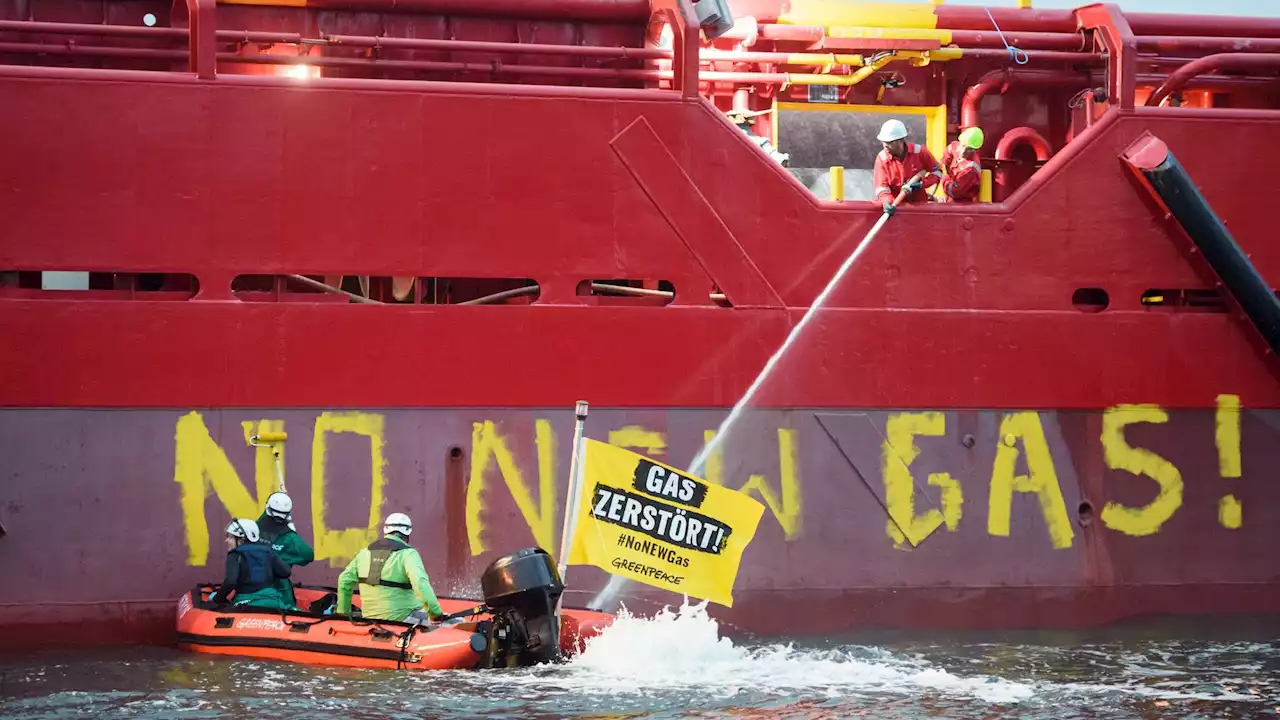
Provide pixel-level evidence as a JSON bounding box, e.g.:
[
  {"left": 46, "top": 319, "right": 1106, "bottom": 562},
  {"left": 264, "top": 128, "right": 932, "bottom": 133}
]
[
  {"left": 257, "top": 491, "right": 314, "bottom": 610},
  {"left": 335, "top": 512, "right": 446, "bottom": 625},
  {"left": 210, "top": 519, "right": 293, "bottom": 610}
]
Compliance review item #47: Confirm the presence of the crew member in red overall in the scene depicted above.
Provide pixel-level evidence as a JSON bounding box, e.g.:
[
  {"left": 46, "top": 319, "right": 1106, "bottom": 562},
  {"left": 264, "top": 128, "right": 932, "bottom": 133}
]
[
  {"left": 940, "top": 126, "right": 985, "bottom": 203},
  {"left": 873, "top": 119, "right": 942, "bottom": 216}
]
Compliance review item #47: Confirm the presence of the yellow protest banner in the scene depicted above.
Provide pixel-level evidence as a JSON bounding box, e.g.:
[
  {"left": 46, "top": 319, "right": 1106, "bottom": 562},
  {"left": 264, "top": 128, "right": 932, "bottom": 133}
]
[{"left": 567, "top": 438, "right": 765, "bottom": 607}]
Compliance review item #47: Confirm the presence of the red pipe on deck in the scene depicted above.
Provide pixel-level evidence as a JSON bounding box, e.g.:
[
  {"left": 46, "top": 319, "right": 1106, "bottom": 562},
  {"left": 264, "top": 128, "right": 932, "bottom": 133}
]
[
  {"left": 961, "top": 69, "right": 1090, "bottom": 129},
  {"left": 1127, "top": 73, "right": 1280, "bottom": 91},
  {"left": 5, "top": 40, "right": 1020, "bottom": 88},
  {"left": 935, "top": 6, "right": 1077, "bottom": 33},
  {"left": 1126, "top": 13, "right": 1280, "bottom": 39},
  {"left": 994, "top": 126, "right": 1052, "bottom": 202},
  {"left": 1146, "top": 53, "right": 1280, "bottom": 106},
  {"left": 959, "top": 49, "right": 1099, "bottom": 64},
  {"left": 324, "top": 34, "right": 666, "bottom": 59},
  {"left": 289, "top": 0, "right": 650, "bottom": 21},
  {"left": 1137, "top": 36, "right": 1280, "bottom": 54}
]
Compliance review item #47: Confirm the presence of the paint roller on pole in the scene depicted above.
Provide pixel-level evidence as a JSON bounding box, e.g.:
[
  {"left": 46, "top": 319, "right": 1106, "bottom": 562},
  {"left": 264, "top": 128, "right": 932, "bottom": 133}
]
[{"left": 249, "top": 430, "right": 289, "bottom": 493}]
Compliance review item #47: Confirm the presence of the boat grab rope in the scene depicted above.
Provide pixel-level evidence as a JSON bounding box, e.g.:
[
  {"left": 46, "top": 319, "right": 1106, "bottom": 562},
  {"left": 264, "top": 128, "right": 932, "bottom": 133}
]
[
  {"left": 986, "top": 6, "right": 1029, "bottom": 65},
  {"left": 395, "top": 624, "right": 419, "bottom": 670}
]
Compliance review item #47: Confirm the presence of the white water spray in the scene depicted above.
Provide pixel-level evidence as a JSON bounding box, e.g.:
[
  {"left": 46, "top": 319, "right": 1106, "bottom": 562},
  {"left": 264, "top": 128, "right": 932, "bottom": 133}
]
[
  {"left": 590, "top": 209, "right": 898, "bottom": 610},
  {"left": 477, "top": 599, "right": 1037, "bottom": 705}
]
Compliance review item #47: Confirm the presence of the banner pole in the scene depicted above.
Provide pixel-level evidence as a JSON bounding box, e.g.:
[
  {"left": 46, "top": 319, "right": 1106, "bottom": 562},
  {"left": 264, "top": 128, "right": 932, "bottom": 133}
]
[{"left": 555, "top": 401, "right": 590, "bottom": 618}]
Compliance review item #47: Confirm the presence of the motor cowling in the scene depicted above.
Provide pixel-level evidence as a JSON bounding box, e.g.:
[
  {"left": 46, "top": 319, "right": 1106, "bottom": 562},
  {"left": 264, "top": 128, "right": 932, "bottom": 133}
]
[{"left": 475, "top": 547, "right": 565, "bottom": 669}]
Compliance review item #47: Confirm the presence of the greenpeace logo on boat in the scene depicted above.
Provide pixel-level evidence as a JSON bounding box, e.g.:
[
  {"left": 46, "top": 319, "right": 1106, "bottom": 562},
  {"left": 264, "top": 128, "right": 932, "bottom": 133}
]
[
  {"left": 233, "top": 617, "right": 287, "bottom": 632},
  {"left": 590, "top": 484, "right": 732, "bottom": 554},
  {"left": 610, "top": 557, "right": 684, "bottom": 585},
  {"left": 177, "top": 593, "right": 192, "bottom": 619}
]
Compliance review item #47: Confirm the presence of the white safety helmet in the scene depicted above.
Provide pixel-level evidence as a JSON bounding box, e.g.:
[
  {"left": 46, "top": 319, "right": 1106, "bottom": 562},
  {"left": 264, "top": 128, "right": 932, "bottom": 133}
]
[
  {"left": 877, "top": 118, "right": 909, "bottom": 142},
  {"left": 226, "top": 518, "right": 261, "bottom": 543},
  {"left": 265, "top": 492, "right": 292, "bottom": 521},
  {"left": 384, "top": 513, "right": 412, "bottom": 537}
]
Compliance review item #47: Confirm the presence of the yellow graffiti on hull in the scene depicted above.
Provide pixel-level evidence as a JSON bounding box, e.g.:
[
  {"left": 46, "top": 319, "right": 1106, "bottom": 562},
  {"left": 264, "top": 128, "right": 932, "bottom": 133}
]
[
  {"left": 466, "top": 419, "right": 558, "bottom": 555},
  {"left": 1099, "top": 405, "right": 1183, "bottom": 537},
  {"left": 173, "top": 412, "right": 282, "bottom": 566},
  {"left": 1215, "top": 394, "right": 1242, "bottom": 478},
  {"left": 311, "top": 412, "right": 388, "bottom": 567},
  {"left": 882, "top": 412, "right": 961, "bottom": 548},
  {"left": 609, "top": 426, "right": 668, "bottom": 457},
  {"left": 701, "top": 428, "right": 803, "bottom": 539},
  {"left": 987, "top": 412, "right": 1074, "bottom": 550}
]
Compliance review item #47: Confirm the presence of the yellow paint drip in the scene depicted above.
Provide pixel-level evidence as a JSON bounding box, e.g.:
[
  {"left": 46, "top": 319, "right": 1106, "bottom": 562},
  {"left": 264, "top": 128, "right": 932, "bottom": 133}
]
[
  {"left": 1219, "top": 495, "right": 1242, "bottom": 529},
  {"left": 780, "top": 1, "right": 940, "bottom": 29}
]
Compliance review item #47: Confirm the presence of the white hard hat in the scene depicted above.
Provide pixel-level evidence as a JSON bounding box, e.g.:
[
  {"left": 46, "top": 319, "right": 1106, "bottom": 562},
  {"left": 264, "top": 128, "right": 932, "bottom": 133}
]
[
  {"left": 384, "top": 512, "right": 412, "bottom": 537},
  {"left": 226, "top": 518, "right": 261, "bottom": 543},
  {"left": 877, "top": 118, "right": 909, "bottom": 142},
  {"left": 265, "top": 492, "right": 292, "bottom": 520}
]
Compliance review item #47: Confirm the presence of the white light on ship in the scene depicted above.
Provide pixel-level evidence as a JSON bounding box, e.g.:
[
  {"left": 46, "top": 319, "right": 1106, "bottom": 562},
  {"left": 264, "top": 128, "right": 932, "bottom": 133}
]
[
  {"left": 143, "top": 13, "right": 156, "bottom": 26},
  {"left": 282, "top": 64, "right": 319, "bottom": 81}
]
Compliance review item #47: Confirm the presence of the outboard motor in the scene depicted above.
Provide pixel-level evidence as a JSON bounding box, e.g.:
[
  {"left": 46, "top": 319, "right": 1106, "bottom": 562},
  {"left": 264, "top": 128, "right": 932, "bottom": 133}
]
[{"left": 475, "top": 547, "right": 565, "bottom": 669}]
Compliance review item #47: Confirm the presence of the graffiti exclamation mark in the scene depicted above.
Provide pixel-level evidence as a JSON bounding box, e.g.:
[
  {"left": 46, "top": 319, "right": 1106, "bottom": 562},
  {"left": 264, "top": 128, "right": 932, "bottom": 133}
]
[{"left": 1215, "top": 394, "right": 1242, "bottom": 529}]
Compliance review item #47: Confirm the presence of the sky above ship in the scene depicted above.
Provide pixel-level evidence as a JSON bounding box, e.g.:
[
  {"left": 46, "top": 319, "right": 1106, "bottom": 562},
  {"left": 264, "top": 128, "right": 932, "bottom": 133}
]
[{"left": 876, "top": 0, "right": 1278, "bottom": 17}]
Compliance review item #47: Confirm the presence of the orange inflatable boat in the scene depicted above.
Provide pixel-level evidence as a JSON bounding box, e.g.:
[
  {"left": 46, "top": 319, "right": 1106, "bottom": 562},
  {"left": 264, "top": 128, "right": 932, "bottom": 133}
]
[{"left": 176, "top": 547, "right": 614, "bottom": 672}]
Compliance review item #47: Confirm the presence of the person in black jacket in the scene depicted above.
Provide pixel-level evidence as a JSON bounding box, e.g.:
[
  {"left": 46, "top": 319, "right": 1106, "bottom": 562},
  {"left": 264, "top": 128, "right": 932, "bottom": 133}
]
[{"left": 211, "top": 519, "right": 292, "bottom": 610}]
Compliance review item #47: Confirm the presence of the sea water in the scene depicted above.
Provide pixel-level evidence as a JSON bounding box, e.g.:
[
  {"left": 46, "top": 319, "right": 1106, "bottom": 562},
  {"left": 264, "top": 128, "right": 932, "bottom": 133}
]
[{"left": 3, "top": 600, "right": 1277, "bottom": 719}]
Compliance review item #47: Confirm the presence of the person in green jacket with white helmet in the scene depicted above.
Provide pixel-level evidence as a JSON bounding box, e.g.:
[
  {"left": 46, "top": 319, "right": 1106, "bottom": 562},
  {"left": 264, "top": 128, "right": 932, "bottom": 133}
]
[
  {"left": 336, "top": 512, "right": 445, "bottom": 624},
  {"left": 256, "top": 491, "right": 314, "bottom": 610}
]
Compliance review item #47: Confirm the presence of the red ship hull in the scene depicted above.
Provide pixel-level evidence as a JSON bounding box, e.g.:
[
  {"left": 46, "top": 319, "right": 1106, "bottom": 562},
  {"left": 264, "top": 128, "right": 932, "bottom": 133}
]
[{"left": 2, "top": 0, "right": 1279, "bottom": 650}]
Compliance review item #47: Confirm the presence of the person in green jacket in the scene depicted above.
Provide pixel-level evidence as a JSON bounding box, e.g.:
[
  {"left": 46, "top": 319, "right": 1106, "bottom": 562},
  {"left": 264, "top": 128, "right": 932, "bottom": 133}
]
[
  {"left": 256, "top": 492, "right": 314, "bottom": 610},
  {"left": 211, "top": 519, "right": 292, "bottom": 611},
  {"left": 336, "top": 513, "right": 445, "bottom": 624}
]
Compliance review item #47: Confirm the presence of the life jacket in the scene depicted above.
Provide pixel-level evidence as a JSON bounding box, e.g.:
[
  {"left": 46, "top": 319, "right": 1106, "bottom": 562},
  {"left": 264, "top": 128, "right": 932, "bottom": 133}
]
[
  {"left": 358, "top": 537, "right": 414, "bottom": 590},
  {"left": 230, "top": 542, "right": 276, "bottom": 594}
]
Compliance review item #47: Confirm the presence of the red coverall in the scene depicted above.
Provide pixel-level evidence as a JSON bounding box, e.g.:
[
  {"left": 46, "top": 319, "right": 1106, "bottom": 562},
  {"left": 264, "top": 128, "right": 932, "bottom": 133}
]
[
  {"left": 940, "top": 140, "right": 983, "bottom": 203},
  {"left": 873, "top": 143, "right": 943, "bottom": 205}
]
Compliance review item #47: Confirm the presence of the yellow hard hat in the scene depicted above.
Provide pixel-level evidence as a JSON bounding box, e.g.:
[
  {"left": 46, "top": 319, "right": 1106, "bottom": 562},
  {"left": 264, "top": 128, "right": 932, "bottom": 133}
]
[{"left": 959, "top": 126, "right": 984, "bottom": 150}]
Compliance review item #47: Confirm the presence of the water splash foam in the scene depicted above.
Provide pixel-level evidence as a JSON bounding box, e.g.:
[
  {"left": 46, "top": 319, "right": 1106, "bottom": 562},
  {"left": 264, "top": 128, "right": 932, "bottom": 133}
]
[{"left": 487, "top": 599, "right": 1035, "bottom": 705}]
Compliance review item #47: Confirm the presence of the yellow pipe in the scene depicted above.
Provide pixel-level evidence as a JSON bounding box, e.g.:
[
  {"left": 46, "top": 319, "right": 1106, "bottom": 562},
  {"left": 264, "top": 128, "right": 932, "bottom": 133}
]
[
  {"left": 779, "top": 1, "right": 941, "bottom": 29},
  {"left": 827, "top": 26, "right": 953, "bottom": 44},
  {"left": 782, "top": 51, "right": 908, "bottom": 86},
  {"left": 781, "top": 52, "right": 867, "bottom": 66},
  {"left": 830, "top": 166, "right": 845, "bottom": 201},
  {"left": 979, "top": 169, "right": 993, "bottom": 202}
]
